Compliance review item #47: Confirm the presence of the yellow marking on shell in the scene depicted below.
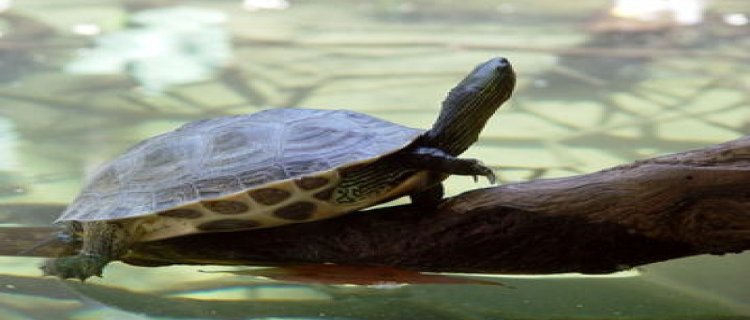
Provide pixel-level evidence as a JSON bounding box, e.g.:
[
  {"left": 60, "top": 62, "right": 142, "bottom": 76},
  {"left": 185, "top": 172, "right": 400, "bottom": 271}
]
[
  {"left": 135, "top": 162, "right": 441, "bottom": 242},
  {"left": 138, "top": 169, "right": 343, "bottom": 241}
]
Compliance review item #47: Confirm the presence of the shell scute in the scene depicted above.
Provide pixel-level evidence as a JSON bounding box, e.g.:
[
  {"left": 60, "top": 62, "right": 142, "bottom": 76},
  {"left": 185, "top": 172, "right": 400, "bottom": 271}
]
[
  {"left": 249, "top": 188, "right": 291, "bottom": 206},
  {"left": 313, "top": 188, "right": 335, "bottom": 201},
  {"left": 273, "top": 201, "right": 317, "bottom": 221},
  {"left": 202, "top": 200, "right": 250, "bottom": 215},
  {"left": 57, "top": 108, "right": 423, "bottom": 222},
  {"left": 236, "top": 165, "right": 286, "bottom": 188},
  {"left": 283, "top": 159, "right": 331, "bottom": 177},
  {"left": 194, "top": 176, "right": 242, "bottom": 198},
  {"left": 158, "top": 208, "right": 203, "bottom": 219},
  {"left": 295, "top": 176, "right": 330, "bottom": 190},
  {"left": 154, "top": 183, "right": 199, "bottom": 209}
]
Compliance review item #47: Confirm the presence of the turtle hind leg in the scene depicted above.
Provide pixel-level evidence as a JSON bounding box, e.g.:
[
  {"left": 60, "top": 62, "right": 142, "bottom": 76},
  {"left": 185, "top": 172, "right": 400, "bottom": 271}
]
[
  {"left": 410, "top": 183, "right": 445, "bottom": 208},
  {"left": 41, "top": 253, "right": 109, "bottom": 281},
  {"left": 41, "top": 220, "right": 134, "bottom": 281},
  {"left": 400, "top": 147, "right": 496, "bottom": 184}
]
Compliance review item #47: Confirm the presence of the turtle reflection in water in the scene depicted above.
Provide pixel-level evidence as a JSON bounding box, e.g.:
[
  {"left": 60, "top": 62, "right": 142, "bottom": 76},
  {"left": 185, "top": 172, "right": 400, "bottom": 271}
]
[{"left": 42, "top": 57, "right": 516, "bottom": 280}]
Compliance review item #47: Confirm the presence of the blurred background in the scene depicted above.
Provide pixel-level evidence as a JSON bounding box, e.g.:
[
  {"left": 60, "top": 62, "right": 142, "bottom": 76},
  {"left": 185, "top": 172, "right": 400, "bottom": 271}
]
[{"left": 0, "top": 0, "right": 748, "bottom": 319}]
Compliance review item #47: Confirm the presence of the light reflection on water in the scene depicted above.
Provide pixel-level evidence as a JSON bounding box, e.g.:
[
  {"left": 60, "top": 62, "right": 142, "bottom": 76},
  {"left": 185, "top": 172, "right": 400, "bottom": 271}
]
[{"left": 0, "top": 0, "right": 748, "bottom": 319}]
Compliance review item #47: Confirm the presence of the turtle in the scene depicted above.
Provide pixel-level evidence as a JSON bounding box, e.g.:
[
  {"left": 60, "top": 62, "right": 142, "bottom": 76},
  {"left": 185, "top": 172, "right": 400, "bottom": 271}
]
[{"left": 42, "top": 57, "right": 516, "bottom": 280}]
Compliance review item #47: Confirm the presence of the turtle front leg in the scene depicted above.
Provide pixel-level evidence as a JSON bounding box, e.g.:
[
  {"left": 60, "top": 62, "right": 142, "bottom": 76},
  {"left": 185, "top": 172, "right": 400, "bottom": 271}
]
[
  {"left": 41, "top": 220, "right": 135, "bottom": 281},
  {"left": 401, "top": 147, "right": 496, "bottom": 184}
]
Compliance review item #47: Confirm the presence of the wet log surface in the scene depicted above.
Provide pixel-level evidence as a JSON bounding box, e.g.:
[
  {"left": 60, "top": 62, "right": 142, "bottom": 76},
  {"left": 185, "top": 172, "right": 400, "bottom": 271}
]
[{"left": 3, "top": 136, "right": 750, "bottom": 274}]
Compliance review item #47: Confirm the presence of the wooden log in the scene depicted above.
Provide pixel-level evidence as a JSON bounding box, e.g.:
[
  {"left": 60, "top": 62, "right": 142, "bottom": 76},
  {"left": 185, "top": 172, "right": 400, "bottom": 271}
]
[
  {"left": 2, "top": 136, "right": 749, "bottom": 274},
  {"left": 126, "top": 136, "right": 750, "bottom": 273}
]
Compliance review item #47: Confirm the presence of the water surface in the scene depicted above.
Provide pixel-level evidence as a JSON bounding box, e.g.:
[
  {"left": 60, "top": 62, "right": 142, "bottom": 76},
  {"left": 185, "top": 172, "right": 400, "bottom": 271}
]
[{"left": 0, "top": 0, "right": 748, "bottom": 319}]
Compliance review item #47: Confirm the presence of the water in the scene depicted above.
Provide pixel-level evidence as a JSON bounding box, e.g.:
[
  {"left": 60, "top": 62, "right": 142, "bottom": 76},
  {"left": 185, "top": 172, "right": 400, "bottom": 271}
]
[{"left": 0, "top": 0, "right": 748, "bottom": 319}]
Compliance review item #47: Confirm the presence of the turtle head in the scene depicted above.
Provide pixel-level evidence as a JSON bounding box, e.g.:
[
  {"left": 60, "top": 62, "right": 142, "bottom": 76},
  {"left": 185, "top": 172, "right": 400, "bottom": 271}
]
[{"left": 424, "top": 57, "right": 515, "bottom": 156}]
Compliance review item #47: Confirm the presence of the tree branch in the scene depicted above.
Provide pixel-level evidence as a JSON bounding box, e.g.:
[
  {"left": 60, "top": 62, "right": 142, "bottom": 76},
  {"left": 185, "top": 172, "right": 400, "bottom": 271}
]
[{"left": 4, "top": 136, "right": 749, "bottom": 274}]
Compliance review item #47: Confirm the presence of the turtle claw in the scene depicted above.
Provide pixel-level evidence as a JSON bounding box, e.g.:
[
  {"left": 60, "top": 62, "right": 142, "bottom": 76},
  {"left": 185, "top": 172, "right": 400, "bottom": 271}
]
[
  {"left": 477, "top": 171, "right": 496, "bottom": 185},
  {"left": 466, "top": 159, "right": 496, "bottom": 185},
  {"left": 471, "top": 173, "right": 496, "bottom": 184},
  {"left": 485, "top": 171, "right": 497, "bottom": 185}
]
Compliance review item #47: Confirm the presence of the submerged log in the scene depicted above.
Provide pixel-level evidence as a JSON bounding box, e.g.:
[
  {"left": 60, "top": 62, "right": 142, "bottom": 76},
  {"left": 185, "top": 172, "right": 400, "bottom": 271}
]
[{"left": 3, "top": 136, "right": 750, "bottom": 274}]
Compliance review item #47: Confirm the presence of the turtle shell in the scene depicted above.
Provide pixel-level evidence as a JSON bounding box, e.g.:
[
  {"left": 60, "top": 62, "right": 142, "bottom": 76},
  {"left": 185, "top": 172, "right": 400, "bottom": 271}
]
[{"left": 58, "top": 108, "right": 423, "bottom": 229}]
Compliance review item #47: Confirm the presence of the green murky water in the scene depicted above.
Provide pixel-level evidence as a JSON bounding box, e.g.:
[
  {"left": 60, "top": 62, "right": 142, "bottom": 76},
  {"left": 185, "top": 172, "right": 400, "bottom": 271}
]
[{"left": 0, "top": 0, "right": 748, "bottom": 319}]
